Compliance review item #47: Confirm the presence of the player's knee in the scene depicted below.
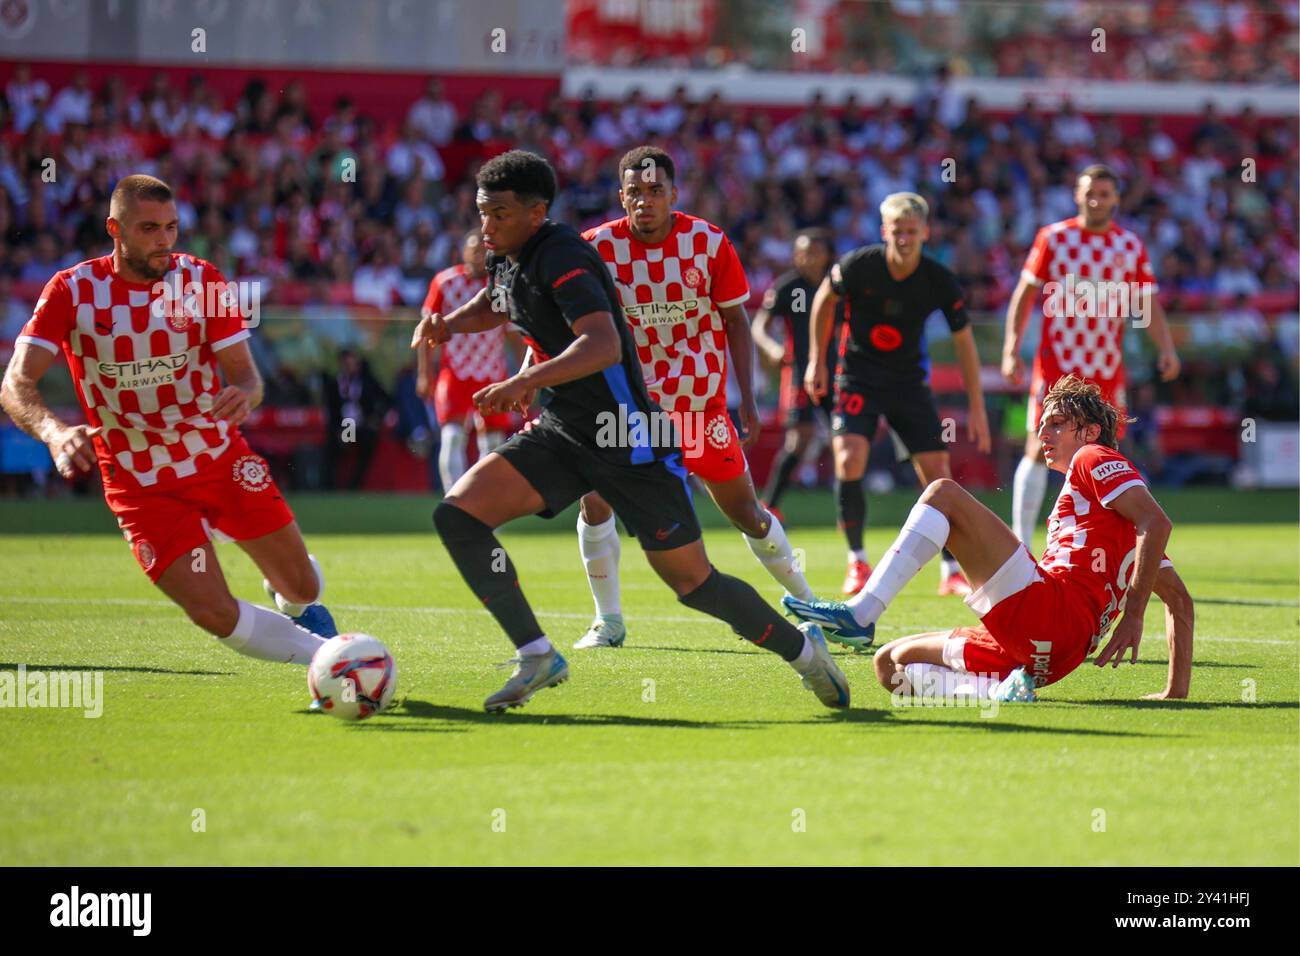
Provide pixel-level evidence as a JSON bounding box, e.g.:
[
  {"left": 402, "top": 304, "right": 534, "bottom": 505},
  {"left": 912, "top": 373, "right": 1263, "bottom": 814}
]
[
  {"left": 580, "top": 494, "right": 612, "bottom": 525},
  {"left": 433, "top": 499, "right": 479, "bottom": 542},
  {"left": 920, "top": 477, "right": 962, "bottom": 509},
  {"left": 187, "top": 595, "right": 239, "bottom": 637}
]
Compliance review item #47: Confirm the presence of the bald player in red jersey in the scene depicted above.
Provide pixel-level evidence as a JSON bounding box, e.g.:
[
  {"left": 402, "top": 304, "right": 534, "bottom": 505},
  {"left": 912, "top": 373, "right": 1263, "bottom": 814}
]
[
  {"left": 1, "top": 174, "right": 338, "bottom": 666},
  {"left": 569, "top": 145, "right": 816, "bottom": 649},
  {"left": 1002, "top": 164, "right": 1181, "bottom": 547},
  {"left": 784, "top": 375, "right": 1194, "bottom": 702}
]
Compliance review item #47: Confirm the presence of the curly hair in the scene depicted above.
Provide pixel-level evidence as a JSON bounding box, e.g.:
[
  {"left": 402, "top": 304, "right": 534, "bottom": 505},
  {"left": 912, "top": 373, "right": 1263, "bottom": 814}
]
[
  {"left": 1040, "top": 374, "right": 1135, "bottom": 449},
  {"left": 476, "top": 149, "right": 556, "bottom": 207},
  {"left": 618, "top": 145, "right": 676, "bottom": 185}
]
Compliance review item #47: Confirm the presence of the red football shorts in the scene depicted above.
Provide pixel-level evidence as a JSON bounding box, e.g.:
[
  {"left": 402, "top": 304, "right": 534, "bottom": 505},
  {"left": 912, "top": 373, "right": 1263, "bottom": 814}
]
[
  {"left": 105, "top": 438, "right": 295, "bottom": 582},
  {"left": 942, "top": 546, "right": 1095, "bottom": 688},
  {"left": 670, "top": 401, "right": 747, "bottom": 484},
  {"left": 434, "top": 368, "right": 514, "bottom": 432}
]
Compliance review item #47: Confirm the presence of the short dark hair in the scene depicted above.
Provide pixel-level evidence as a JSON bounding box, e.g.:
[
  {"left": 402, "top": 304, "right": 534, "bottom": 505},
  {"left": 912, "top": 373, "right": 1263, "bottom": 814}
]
[
  {"left": 109, "top": 174, "right": 173, "bottom": 220},
  {"left": 618, "top": 145, "right": 675, "bottom": 186},
  {"left": 1078, "top": 164, "right": 1120, "bottom": 190},
  {"left": 795, "top": 228, "right": 835, "bottom": 257},
  {"left": 1041, "top": 374, "right": 1134, "bottom": 450},
  {"left": 476, "top": 149, "right": 556, "bottom": 207}
]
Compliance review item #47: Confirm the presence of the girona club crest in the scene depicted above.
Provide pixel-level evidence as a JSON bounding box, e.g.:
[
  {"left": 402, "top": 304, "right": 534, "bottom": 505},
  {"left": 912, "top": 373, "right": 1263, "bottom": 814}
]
[
  {"left": 233, "top": 455, "right": 271, "bottom": 492},
  {"left": 683, "top": 266, "right": 703, "bottom": 290},
  {"left": 705, "top": 413, "right": 732, "bottom": 450},
  {"left": 133, "top": 538, "right": 157, "bottom": 572}
]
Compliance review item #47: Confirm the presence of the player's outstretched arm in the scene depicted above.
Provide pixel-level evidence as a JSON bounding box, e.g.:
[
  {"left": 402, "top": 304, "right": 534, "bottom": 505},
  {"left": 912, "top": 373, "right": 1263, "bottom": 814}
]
[
  {"left": 805, "top": 275, "right": 839, "bottom": 399},
  {"left": 1094, "top": 484, "right": 1173, "bottom": 669},
  {"left": 1001, "top": 275, "right": 1037, "bottom": 384},
  {"left": 951, "top": 326, "right": 991, "bottom": 454},
  {"left": 473, "top": 311, "right": 619, "bottom": 416},
  {"left": 410, "top": 287, "right": 503, "bottom": 353},
  {"left": 750, "top": 302, "right": 785, "bottom": 369},
  {"left": 1144, "top": 565, "right": 1194, "bottom": 700},
  {"left": 1141, "top": 294, "right": 1181, "bottom": 382},
  {"left": 0, "top": 342, "right": 99, "bottom": 477},
  {"left": 721, "top": 303, "right": 761, "bottom": 448}
]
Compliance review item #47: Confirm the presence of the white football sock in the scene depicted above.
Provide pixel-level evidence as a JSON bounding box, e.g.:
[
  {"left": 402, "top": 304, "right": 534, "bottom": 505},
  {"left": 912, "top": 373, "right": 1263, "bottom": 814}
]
[
  {"left": 849, "top": 548, "right": 868, "bottom": 564},
  {"left": 477, "top": 428, "right": 506, "bottom": 458},
  {"left": 517, "top": 635, "right": 553, "bottom": 657},
  {"left": 223, "top": 599, "right": 325, "bottom": 664},
  {"left": 902, "top": 662, "right": 1000, "bottom": 700},
  {"left": 438, "top": 423, "right": 468, "bottom": 492},
  {"left": 847, "top": 502, "right": 950, "bottom": 626},
  {"left": 274, "top": 553, "right": 323, "bottom": 617},
  {"left": 578, "top": 513, "right": 622, "bottom": 618},
  {"left": 745, "top": 512, "right": 815, "bottom": 601},
  {"left": 791, "top": 633, "right": 817, "bottom": 673},
  {"left": 1012, "top": 456, "right": 1048, "bottom": 546}
]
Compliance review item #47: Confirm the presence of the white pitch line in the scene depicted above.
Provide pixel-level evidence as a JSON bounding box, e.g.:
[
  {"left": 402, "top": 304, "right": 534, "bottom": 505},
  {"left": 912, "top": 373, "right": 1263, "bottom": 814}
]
[{"left": 0, "top": 595, "right": 1295, "bottom": 645}]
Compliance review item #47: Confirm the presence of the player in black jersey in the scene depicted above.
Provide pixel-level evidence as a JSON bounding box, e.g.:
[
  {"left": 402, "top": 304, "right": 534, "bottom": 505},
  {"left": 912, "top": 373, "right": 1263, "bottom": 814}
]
[
  {"left": 412, "top": 150, "right": 849, "bottom": 712},
  {"left": 752, "top": 229, "right": 839, "bottom": 515},
  {"left": 805, "top": 192, "right": 991, "bottom": 599}
]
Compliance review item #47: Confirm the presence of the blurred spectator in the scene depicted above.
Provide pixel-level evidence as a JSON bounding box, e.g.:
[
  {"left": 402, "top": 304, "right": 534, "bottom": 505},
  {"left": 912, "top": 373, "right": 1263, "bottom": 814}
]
[{"left": 321, "top": 349, "right": 391, "bottom": 490}]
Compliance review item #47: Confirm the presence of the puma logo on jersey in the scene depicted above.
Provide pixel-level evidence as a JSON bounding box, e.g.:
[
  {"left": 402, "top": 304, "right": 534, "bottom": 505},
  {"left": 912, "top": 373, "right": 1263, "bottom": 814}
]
[{"left": 1090, "top": 459, "right": 1133, "bottom": 482}]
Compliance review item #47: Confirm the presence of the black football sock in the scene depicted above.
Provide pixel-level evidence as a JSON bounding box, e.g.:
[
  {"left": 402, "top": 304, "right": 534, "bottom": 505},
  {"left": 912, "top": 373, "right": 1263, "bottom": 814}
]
[
  {"left": 433, "top": 501, "right": 544, "bottom": 649},
  {"left": 678, "top": 567, "right": 805, "bottom": 662},
  {"left": 762, "top": 447, "right": 801, "bottom": 510},
  {"left": 836, "top": 476, "right": 867, "bottom": 553}
]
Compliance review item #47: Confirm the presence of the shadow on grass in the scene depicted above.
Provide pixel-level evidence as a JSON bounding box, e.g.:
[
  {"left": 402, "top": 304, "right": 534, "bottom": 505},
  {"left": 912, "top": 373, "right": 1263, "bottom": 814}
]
[
  {"left": 1055, "top": 699, "right": 1299, "bottom": 711},
  {"left": 359, "top": 698, "right": 1158, "bottom": 738},
  {"left": 0, "top": 661, "right": 234, "bottom": 676}
]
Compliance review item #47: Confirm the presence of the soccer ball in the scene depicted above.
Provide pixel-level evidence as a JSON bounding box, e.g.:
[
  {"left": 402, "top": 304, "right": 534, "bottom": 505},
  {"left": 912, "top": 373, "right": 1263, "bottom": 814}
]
[{"left": 308, "top": 633, "right": 397, "bottom": 720}]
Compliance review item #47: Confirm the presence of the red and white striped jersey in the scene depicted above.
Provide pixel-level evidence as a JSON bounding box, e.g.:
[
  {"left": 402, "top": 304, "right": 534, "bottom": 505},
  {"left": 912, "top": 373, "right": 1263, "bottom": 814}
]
[
  {"left": 1021, "top": 216, "right": 1158, "bottom": 383},
  {"left": 422, "top": 264, "right": 506, "bottom": 382},
  {"left": 584, "top": 212, "right": 749, "bottom": 412},
  {"left": 18, "top": 254, "right": 250, "bottom": 492},
  {"left": 1039, "top": 443, "right": 1170, "bottom": 649}
]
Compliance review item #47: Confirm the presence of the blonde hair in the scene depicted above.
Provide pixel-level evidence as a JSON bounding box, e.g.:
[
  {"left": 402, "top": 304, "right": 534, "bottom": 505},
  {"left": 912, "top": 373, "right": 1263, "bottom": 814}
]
[{"left": 880, "top": 192, "right": 929, "bottom": 223}]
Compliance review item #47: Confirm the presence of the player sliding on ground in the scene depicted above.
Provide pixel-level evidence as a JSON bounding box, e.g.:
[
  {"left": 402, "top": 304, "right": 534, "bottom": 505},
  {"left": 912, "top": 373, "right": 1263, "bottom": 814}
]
[
  {"left": 571, "top": 146, "right": 817, "bottom": 649},
  {"left": 1003, "top": 164, "right": 1180, "bottom": 547},
  {"left": 784, "top": 376, "right": 1194, "bottom": 702},
  {"left": 806, "top": 192, "right": 991, "bottom": 599},
  {"left": 413, "top": 150, "right": 849, "bottom": 713},
  {"left": 0, "top": 174, "right": 339, "bottom": 665}
]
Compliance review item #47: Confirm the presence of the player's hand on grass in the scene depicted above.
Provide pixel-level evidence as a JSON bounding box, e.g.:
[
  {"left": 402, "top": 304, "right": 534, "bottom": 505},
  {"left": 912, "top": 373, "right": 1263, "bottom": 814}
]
[
  {"left": 1141, "top": 687, "right": 1188, "bottom": 701},
  {"left": 968, "top": 406, "right": 992, "bottom": 454},
  {"left": 1157, "top": 349, "right": 1181, "bottom": 382},
  {"left": 738, "top": 398, "right": 761, "bottom": 449},
  {"left": 474, "top": 376, "right": 531, "bottom": 417},
  {"left": 805, "top": 361, "right": 828, "bottom": 401},
  {"left": 1094, "top": 613, "right": 1143, "bottom": 668},
  {"left": 1001, "top": 350, "right": 1023, "bottom": 385},
  {"left": 211, "top": 385, "right": 253, "bottom": 425},
  {"left": 411, "top": 310, "right": 450, "bottom": 351},
  {"left": 48, "top": 425, "right": 101, "bottom": 478}
]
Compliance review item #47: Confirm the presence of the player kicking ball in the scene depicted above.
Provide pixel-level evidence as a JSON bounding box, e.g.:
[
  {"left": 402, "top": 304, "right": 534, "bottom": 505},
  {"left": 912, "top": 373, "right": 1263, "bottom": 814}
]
[
  {"left": 572, "top": 146, "right": 817, "bottom": 650},
  {"left": 806, "top": 192, "right": 991, "bottom": 599},
  {"left": 413, "top": 150, "right": 848, "bottom": 712},
  {"left": 784, "top": 376, "right": 1194, "bottom": 702},
  {"left": 0, "top": 175, "right": 338, "bottom": 666}
]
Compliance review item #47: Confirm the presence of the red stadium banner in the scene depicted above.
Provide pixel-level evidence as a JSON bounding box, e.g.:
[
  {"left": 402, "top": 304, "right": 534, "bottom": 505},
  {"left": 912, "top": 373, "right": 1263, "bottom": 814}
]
[{"left": 567, "top": 0, "right": 719, "bottom": 64}]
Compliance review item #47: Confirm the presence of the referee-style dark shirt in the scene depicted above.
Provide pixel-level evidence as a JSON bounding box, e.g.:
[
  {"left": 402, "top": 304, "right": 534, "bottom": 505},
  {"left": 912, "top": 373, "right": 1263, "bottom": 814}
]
[
  {"left": 829, "top": 244, "right": 970, "bottom": 388},
  {"left": 486, "top": 219, "right": 667, "bottom": 465},
  {"left": 763, "top": 268, "right": 844, "bottom": 374}
]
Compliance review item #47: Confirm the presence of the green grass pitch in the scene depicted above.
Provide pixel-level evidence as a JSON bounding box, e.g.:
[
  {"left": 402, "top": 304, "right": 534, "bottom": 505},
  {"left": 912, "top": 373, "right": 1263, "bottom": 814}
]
[{"left": 1, "top": 488, "right": 1297, "bottom": 866}]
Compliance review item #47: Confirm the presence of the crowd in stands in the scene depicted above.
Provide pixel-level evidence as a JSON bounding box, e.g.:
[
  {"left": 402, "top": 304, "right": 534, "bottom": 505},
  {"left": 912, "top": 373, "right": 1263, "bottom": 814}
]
[
  {"left": 580, "top": 0, "right": 1300, "bottom": 84},
  {"left": 2, "top": 63, "right": 1296, "bottom": 335}
]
